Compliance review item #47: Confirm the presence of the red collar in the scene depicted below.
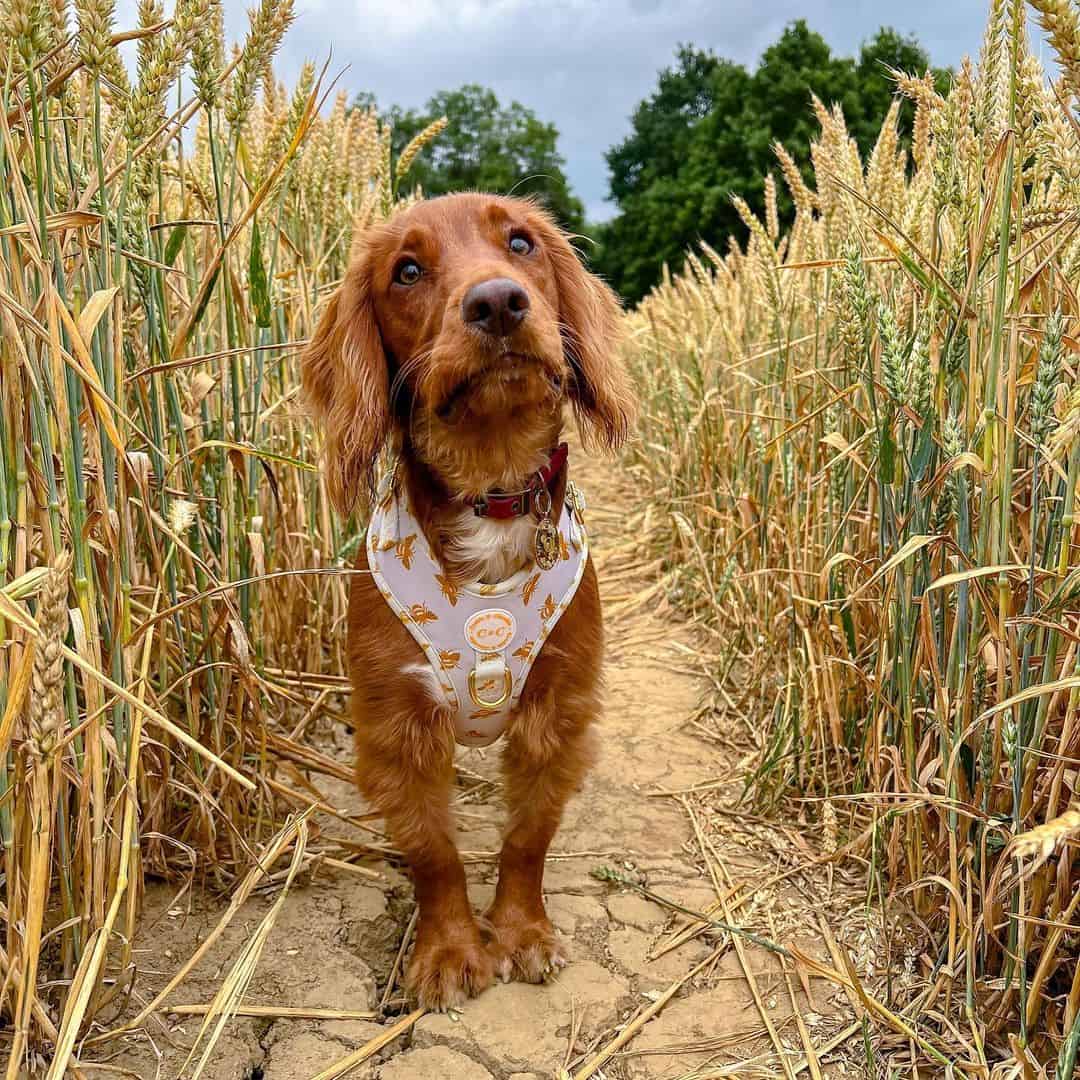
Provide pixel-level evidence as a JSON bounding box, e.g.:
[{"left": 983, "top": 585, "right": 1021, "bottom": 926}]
[{"left": 466, "top": 443, "right": 568, "bottom": 520}]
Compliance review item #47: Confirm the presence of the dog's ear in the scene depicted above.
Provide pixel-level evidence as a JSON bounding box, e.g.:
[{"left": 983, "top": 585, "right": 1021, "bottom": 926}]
[
  {"left": 543, "top": 218, "right": 636, "bottom": 450},
  {"left": 302, "top": 258, "right": 389, "bottom": 515}
]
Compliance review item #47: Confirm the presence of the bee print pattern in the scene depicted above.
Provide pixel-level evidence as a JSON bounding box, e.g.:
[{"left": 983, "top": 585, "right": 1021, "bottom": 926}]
[
  {"left": 435, "top": 573, "right": 459, "bottom": 606},
  {"left": 395, "top": 534, "right": 417, "bottom": 569},
  {"left": 407, "top": 602, "right": 438, "bottom": 624},
  {"left": 522, "top": 572, "right": 541, "bottom": 605}
]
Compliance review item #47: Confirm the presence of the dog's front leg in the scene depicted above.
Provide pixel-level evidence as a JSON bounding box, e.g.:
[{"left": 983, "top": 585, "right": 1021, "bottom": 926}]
[
  {"left": 354, "top": 704, "right": 494, "bottom": 1010},
  {"left": 485, "top": 689, "right": 597, "bottom": 982}
]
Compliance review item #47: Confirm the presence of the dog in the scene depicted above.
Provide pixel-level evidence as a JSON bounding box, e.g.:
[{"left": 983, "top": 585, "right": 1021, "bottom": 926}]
[{"left": 302, "top": 192, "right": 634, "bottom": 1010}]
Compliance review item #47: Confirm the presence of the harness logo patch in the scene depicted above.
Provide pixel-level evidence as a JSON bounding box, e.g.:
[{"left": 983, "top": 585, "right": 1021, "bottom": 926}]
[{"left": 464, "top": 609, "right": 516, "bottom": 652}]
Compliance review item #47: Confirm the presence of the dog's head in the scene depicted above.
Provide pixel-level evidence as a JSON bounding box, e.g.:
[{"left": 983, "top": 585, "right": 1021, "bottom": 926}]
[{"left": 302, "top": 193, "right": 635, "bottom": 512}]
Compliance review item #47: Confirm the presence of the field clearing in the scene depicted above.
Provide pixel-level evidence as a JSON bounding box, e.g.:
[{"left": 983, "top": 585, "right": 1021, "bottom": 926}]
[{"left": 1, "top": 0, "right": 1079, "bottom": 1075}]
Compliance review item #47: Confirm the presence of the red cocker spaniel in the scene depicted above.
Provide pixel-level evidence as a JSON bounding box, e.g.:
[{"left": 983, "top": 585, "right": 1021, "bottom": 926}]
[{"left": 303, "top": 193, "right": 634, "bottom": 1010}]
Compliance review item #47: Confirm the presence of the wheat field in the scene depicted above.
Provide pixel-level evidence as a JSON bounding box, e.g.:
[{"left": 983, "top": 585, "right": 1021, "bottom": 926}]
[
  {"left": 1, "top": 0, "right": 1080, "bottom": 1073},
  {"left": 627, "top": 0, "right": 1080, "bottom": 1072},
  {"left": 0, "top": 0, "right": 448, "bottom": 1072}
]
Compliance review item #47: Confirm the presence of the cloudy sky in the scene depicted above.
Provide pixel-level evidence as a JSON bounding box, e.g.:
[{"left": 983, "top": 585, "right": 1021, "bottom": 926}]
[{"left": 124, "top": 1, "right": 1053, "bottom": 221}]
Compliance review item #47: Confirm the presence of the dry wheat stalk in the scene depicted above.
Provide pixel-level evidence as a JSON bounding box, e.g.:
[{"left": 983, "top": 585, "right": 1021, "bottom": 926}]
[
  {"left": 622, "top": 6, "right": 1080, "bottom": 1070},
  {"left": 0, "top": 2, "right": 443, "bottom": 1065}
]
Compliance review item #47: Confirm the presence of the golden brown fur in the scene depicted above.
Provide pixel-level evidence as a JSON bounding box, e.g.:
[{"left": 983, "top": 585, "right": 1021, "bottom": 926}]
[{"left": 302, "top": 193, "right": 634, "bottom": 1009}]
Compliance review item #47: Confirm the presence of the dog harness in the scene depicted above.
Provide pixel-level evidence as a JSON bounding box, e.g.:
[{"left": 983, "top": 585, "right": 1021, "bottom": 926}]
[{"left": 367, "top": 474, "right": 590, "bottom": 747}]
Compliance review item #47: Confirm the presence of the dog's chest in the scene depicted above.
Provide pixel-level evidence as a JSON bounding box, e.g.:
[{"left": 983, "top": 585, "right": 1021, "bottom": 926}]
[
  {"left": 367, "top": 485, "right": 589, "bottom": 746},
  {"left": 442, "top": 511, "right": 537, "bottom": 586}
]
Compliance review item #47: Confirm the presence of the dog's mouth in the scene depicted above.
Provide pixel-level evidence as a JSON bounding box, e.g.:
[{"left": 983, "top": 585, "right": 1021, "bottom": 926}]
[{"left": 435, "top": 351, "right": 563, "bottom": 422}]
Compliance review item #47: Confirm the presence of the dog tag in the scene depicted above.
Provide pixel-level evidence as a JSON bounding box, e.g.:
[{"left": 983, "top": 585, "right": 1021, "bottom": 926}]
[
  {"left": 567, "top": 481, "right": 586, "bottom": 520},
  {"left": 533, "top": 487, "right": 559, "bottom": 571}
]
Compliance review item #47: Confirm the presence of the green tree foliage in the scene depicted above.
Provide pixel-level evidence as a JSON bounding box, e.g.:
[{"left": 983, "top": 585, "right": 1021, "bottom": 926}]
[
  {"left": 594, "top": 23, "right": 949, "bottom": 303},
  {"left": 385, "top": 85, "right": 585, "bottom": 233}
]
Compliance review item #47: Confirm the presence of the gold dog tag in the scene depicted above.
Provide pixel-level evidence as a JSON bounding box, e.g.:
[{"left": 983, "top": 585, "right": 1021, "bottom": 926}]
[{"left": 533, "top": 487, "right": 559, "bottom": 571}]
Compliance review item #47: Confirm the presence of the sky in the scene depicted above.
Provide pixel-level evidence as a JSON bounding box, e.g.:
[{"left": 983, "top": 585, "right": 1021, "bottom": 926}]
[{"left": 122, "top": 1, "right": 1054, "bottom": 222}]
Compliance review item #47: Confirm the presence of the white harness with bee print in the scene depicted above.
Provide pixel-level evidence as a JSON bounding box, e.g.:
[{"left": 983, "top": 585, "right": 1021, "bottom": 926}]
[{"left": 367, "top": 475, "right": 590, "bottom": 747}]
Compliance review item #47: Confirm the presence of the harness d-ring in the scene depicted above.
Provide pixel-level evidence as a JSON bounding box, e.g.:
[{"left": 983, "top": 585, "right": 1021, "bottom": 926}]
[{"left": 468, "top": 667, "right": 513, "bottom": 709}]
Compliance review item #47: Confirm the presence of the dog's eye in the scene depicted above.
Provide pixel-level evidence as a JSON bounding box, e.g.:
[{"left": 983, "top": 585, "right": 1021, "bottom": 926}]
[
  {"left": 395, "top": 260, "right": 422, "bottom": 285},
  {"left": 509, "top": 234, "right": 532, "bottom": 256}
]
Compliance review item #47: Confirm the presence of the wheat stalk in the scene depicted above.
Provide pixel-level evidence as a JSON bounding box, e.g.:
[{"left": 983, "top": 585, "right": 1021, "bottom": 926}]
[
  {"left": 622, "top": 7, "right": 1080, "bottom": 1069},
  {"left": 0, "top": 5, "right": 443, "bottom": 1064}
]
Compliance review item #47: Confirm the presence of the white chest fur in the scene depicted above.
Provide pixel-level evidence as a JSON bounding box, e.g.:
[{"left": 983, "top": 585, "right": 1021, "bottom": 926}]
[{"left": 443, "top": 509, "right": 537, "bottom": 585}]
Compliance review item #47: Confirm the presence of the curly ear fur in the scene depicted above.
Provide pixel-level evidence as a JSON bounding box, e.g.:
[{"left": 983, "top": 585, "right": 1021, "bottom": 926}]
[
  {"left": 541, "top": 218, "right": 636, "bottom": 450},
  {"left": 302, "top": 259, "right": 389, "bottom": 515}
]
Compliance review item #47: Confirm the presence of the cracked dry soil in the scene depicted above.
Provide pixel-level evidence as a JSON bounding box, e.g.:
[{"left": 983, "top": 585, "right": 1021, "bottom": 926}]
[{"left": 99, "top": 450, "right": 837, "bottom": 1080}]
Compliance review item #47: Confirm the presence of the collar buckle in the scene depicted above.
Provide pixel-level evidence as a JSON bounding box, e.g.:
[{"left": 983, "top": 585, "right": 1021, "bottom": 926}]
[{"left": 466, "top": 442, "right": 568, "bottom": 520}]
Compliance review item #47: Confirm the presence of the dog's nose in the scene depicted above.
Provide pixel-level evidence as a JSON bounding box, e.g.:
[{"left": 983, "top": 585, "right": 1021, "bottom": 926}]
[{"left": 461, "top": 278, "right": 530, "bottom": 336}]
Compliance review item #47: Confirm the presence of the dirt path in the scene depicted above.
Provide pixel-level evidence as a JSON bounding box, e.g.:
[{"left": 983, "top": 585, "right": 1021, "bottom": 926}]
[{"left": 101, "top": 451, "right": 858, "bottom": 1080}]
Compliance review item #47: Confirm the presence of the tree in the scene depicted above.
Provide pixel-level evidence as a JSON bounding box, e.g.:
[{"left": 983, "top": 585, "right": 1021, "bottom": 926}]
[
  {"left": 594, "top": 47, "right": 752, "bottom": 304},
  {"left": 385, "top": 85, "right": 584, "bottom": 233},
  {"left": 605, "top": 46, "right": 737, "bottom": 205},
  {"left": 594, "top": 23, "right": 948, "bottom": 303}
]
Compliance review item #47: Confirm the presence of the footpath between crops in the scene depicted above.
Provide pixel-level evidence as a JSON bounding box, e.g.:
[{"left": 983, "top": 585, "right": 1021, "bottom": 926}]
[{"left": 104, "top": 448, "right": 878, "bottom": 1080}]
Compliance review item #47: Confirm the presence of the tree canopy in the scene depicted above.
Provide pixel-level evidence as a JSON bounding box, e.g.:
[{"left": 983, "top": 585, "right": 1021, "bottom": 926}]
[
  {"left": 385, "top": 85, "right": 585, "bottom": 233},
  {"left": 593, "top": 23, "right": 949, "bottom": 303}
]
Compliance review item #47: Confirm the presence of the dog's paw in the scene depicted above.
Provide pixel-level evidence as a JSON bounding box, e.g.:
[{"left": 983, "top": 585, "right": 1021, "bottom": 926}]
[
  {"left": 483, "top": 912, "right": 569, "bottom": 984},
  {"left": 406, "top": 935, "right": 496, "bottom": 1011}
]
